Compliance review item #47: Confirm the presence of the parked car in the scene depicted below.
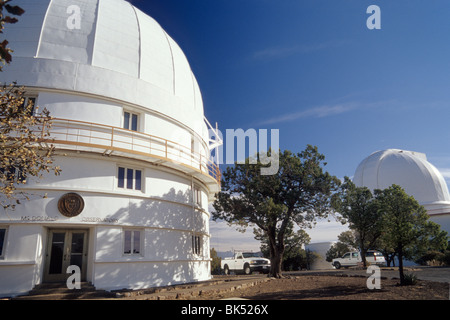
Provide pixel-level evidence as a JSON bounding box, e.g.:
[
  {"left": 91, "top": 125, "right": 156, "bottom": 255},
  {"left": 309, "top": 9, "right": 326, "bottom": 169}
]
[
  {"left": 221, "top": 251, "right": 271, "bottom": 275},
  {"left": 332, "top": 250, "right": 385, "bottom": 269}
]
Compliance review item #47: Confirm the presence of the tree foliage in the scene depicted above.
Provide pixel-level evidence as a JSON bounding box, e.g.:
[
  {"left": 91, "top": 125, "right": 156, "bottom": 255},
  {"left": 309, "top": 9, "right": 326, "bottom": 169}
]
[
  {"left": 212, "top": 146, "right": 340, "bottom": 278},
  {"left": 332, "top": 180, "right": 449, "bottom": 281},
  {"left": 0, "top": 85, "right": 61, "bottom": 209},
  {"left": 0, "top": 2, "right": 60, "bottom": 209},
  {"left": 325, "top": 230, "right": 357, "bottom": 262},
  {"left": 210, "top": 248, "right": 222, "bottom": 275},
  {"left": 0, "top": 0, "right": 25, "bottom": 71},
  {"left": 375, "top": 185, "right": 448, "bottom": 284},
  {"left": 255, "top": 222, "right": 311, "bottom": 270},
  {"left": 332, "top": 177, "right": 383, "bottom": 267}
]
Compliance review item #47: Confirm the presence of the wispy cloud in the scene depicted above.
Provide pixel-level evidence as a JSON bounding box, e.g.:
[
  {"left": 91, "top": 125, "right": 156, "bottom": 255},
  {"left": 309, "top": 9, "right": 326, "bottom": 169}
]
[
  {"left": 439, "top": 168, "right": 450, "bottom": 178},
  {"left": 209, "top": 219, "right": 261, "bottom": 252},
  {"left": 257, "top": 103, "right": 357, "bottom": 126},
  {"left": 256, "top": 99, "right": 400, "bottom": 126},
  {"left": 252, "top": 40, "right": 349, "bottom": 61}
]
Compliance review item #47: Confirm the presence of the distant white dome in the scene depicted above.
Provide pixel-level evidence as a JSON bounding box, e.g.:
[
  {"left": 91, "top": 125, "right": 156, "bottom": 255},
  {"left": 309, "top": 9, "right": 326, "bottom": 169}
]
[
  {"left": 1, "top": 0, "right": 204, "bottom": 132},
  {"left": 353, "top": 149, "right": 450, "bottom": 216}
]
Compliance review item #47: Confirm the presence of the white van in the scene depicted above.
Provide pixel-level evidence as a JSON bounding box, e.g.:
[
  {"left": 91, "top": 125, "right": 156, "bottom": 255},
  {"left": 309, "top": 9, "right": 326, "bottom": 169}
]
[{"left": 332, "top": 251, "right": 386, "bottom": 269}]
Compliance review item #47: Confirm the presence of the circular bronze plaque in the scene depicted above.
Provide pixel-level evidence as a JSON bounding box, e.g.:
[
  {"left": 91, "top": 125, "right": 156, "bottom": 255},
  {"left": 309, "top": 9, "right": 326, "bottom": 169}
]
[{"left": 58, "top": 193, "right": 84, "bottom": 217}]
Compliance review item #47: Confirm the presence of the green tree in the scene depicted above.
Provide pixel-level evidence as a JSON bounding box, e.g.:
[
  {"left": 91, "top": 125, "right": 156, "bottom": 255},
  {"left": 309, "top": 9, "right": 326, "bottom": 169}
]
[
  {"left": 255, "top": 222, "right": 311, "bottom": 270},
  {"left": 375, "top": 185, "right": 448, "bottom": 284},
  {"left": 210, "top": 248, "right": 222, "bottom": 275},
  {"left": 325, "top": 230, "right": 356, "bottom": 262},
  {"left": 332, "top": 177, "right": 383, "bottom": 267},
  {"left": 212, "top": 146, "right": 340, "bottom": 278},
  {"left": 375, "top": 236, "right": 397, "bottom": 267}
]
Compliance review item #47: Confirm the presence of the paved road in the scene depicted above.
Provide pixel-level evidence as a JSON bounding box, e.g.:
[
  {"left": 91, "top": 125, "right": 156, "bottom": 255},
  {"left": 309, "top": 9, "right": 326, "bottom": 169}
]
[{"left": 285, "top": 266, "right": 450, "bottom": 283}]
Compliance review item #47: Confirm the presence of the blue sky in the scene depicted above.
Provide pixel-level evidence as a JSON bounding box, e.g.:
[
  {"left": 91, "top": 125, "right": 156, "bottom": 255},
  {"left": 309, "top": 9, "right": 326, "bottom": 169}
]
[{"left": 130, "top": 0, "right": 450, "bottom": 250}]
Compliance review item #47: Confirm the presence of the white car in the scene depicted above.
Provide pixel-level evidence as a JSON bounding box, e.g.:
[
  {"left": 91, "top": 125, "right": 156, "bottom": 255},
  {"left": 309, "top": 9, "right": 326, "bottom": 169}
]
[
  {"left": 332, "top": 251, "right": 385, "bottom": 269},
  {"left": 221, "top": 251, "right": 271, "bottom": 275}
]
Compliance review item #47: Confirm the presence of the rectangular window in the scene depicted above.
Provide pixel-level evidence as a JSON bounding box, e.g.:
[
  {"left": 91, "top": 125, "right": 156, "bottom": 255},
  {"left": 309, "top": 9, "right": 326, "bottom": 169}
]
[
  {"left": 0, "top": 227, "right": 7, "bottom": 258},
  {"left": 123, "top": 229, "right": 142, "bottom": 255},
  {"left": 0, "top": 166, "right": 26, "bottom": 183},
  {"left": 126, "top": 168, "right": 134, "bottom": 189},
  {"left": 124, "top": 112, "right": 130, "bottom": 129},
  {"left": 118, "top": 167, "right": 125, "bottom": 188},
  {"left": 20, "top": 96, "right": 37, "bottom": 115},
  {"left": 194, "top": 186, "right": 202, "bottom": 207},
  {"left": 117, "top": 167, "right": 142, "bottom": 191},
  {"left": 123, "top": 111, "right": 139, "bottom": 131},
  {"left": 135, "top": 170, "right": 142, "bottom": 191},
  {"left": 192, "top": 235, "right": 201, "bottom": 256}
]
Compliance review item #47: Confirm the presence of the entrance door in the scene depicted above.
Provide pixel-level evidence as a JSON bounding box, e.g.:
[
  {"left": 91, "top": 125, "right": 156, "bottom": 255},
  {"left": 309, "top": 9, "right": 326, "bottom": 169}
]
[{"left": 44, "top": 229, "right": 88, "bottom": 283}]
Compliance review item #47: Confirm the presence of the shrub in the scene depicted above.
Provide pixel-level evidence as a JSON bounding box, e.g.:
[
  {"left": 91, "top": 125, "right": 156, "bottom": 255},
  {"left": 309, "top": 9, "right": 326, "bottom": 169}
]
[
  {"left": 403, "top": 273, "right": 418, "bottom": 286},
  {"left": 416, "top": 251, "right": 444, "bottom": 266},
  {"left": 441, "top": 251, "right": 450, "bottom": 266}
]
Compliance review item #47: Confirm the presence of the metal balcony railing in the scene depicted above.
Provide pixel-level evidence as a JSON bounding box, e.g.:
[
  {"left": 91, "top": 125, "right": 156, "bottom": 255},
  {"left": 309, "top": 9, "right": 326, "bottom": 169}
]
[{"left": 37, "top": 118, "right": 221, "bottom": 186}]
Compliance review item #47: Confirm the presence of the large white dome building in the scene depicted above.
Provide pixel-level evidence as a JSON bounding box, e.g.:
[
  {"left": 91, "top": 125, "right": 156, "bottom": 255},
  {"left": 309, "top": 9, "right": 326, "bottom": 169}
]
[
  {"left": 353, "top": 149, "right": 450, "bottom": 235},
  {"left": 0, "top": 0, "right": 221, "bottom": 297}
]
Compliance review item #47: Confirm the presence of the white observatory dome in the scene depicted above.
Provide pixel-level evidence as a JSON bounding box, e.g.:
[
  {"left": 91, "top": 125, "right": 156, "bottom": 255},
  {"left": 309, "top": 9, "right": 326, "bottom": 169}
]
[
  {"left": 353, "top": 149, "right": 450, "bottom": 216},
  {"left": 1, "top": 0, "right": 204, "bottom": 133}
]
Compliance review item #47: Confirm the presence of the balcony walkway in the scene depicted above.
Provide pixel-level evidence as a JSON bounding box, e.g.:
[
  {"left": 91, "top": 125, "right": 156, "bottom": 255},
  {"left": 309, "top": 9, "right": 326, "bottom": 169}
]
[{"left": 38, "top": 118, "right": 221, "bottom": 194}]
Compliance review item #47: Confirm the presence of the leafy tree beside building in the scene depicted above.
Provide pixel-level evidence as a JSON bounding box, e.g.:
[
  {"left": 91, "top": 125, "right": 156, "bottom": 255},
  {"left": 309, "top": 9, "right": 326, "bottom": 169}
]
[
  {"left": 213, "top": 146, "right": 340, "bottom": 278},
  {"left": 375, "top": 185, "right": 448, "bottom": 284},
  {"left": 332, "top": 182, "right": 448, "bottom": 285},
  {"left": 331, "top": 178, "right": 383, "bottom": 267}
]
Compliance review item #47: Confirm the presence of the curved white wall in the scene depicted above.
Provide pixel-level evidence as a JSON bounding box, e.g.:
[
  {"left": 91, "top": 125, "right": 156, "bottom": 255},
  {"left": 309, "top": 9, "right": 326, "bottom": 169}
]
[
  {"left": 1, "top": 153, "right": 211, "bottom": 294},
  {"left": 32, "top": 90, "right": 208, "bottom": 154}
]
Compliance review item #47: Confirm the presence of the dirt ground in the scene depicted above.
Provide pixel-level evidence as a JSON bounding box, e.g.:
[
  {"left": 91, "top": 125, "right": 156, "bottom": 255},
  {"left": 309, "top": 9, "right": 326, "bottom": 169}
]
[
  {"left": 13, "top": 270, "right": 447, "bottom": 300},
  {"left": 191, "top": 275, "right": 449, "bottom": 300}
]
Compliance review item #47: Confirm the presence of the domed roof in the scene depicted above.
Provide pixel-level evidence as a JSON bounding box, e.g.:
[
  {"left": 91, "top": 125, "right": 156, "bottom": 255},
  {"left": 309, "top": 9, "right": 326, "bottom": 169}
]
[
  {"left": 1, "top": 0, "right": 204, "bottom": 131},
  {"left": 353, "top": 149, "right": 450, "bottom": 216}
]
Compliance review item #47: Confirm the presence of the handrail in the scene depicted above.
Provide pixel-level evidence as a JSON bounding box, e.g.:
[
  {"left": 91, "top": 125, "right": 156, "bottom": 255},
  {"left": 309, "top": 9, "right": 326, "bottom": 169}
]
[{"left": 38, "top": 118, "right": 221, "bottom": 186}]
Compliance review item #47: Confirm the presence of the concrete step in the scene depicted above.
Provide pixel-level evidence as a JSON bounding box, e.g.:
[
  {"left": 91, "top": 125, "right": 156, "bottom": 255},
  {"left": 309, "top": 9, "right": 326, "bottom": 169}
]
[
  {"left": 13, "top": 282, "right": 114, "bottom": 300},
  {"left": 28, "top": 282, "right": 95, "bottom": 294}
]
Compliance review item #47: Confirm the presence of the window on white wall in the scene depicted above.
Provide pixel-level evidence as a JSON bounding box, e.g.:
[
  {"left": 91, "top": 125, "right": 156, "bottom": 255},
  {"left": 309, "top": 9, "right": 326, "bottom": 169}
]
[
  {"left": 123, "top": 111, "right": 139, "bottom": 131},
  {"left": 0, "top": 166, "right": 26, "bottom": 183},
  {"left": 123, "top": 229, "right": 142, "bottom": 255},
  {"left": 193, "top": 186, "right": 202, "bottom": 208},
  {"left": 117, "top": 167, "right": 142, "bottom": 191},
  {"left": 0, "top": 227, "right": 8, "bottom": 258},
  {"left": 192, "top": 235, "right": 201, "bottom": 256},
  {"left": 20, "top": 96, "right": 37, "bottom": 115}
]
